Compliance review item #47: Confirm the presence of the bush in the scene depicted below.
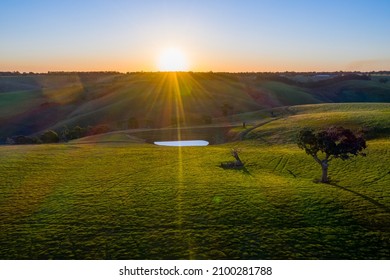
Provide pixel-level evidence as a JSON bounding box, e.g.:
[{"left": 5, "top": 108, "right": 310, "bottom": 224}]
[
  {"left": 40, "top": 130, "right": 59, "bottom": 143},
  {"left": 12, "top": 135, "right": 35, "bottom": 145},
  {"left": 69, "top": 126, "right": 86, "bottom": 139}
]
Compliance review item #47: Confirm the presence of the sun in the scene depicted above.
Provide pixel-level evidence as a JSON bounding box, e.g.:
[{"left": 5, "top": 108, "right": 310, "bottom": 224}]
[{"left": 157, "top": 48, "right": 189, "bottom": 71}]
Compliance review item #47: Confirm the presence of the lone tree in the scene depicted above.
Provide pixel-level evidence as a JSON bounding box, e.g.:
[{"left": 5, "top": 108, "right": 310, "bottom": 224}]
[
  {"left": 220, "top": 148, "right": 244, "bottom": 169},
  {"left": 297, "top": 126, "right": 367, "bottom": 183}
]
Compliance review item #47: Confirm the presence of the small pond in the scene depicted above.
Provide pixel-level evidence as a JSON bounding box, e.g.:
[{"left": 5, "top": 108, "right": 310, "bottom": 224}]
[{"left": 154, "top": 140, "right": 209, "bottom": 147}]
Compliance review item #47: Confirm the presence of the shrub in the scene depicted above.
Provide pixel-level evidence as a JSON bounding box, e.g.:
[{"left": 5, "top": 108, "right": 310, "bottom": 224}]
[{"left": 40, "top": 130, "right": 59, "bottom": 143}]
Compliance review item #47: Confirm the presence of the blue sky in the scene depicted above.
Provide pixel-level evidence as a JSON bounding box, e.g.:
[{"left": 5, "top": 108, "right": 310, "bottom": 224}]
[{"left": 1, "top": 0, "right": 389, "bottom": 72}]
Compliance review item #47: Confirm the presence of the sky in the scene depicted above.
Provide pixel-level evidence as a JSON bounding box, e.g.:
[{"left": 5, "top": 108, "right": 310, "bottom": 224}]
[{"left": 1, "top": 0, "right": 390, "bottom": 72}]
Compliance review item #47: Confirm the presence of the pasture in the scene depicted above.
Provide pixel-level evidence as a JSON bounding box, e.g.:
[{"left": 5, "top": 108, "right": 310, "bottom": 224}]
[
  {"left": 246, "top": 103, "right": 390, "bottom": 143},
  {"left": 2, "top": 72, "right": 390, "bottom": 142},
  {"left": 0, "top": 139, "right": 389, "bottom": 259}
]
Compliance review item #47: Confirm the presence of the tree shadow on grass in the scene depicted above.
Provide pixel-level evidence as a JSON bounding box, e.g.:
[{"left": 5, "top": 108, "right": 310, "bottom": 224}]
[
  {"left": 240, "top": 166, "right": 252, "bottom": 176},
  {"left": 219, "top": 164, "right": 252, "bottom": 176},
  {"left": 366, "top": 170, "right": 390, "bottom": 186},
  {"left": 329, "top": 182, "right": 390, "bottom": 213}
]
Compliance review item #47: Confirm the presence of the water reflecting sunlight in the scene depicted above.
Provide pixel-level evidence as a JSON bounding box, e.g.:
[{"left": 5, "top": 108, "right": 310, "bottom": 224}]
[{"left": 154, "top": 140, "right": 209, "bottom": 147}]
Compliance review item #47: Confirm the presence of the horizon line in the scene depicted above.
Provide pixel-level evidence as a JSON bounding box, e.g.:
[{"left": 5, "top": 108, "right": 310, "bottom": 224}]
[{"left": 1, "top": 70, "right": 390, "bottom": 75}]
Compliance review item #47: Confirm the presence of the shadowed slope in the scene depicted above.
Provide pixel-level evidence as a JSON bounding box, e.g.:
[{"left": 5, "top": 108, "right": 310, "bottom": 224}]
[{"left": 1, "top": 72, "right": 389, "bottom": 143}]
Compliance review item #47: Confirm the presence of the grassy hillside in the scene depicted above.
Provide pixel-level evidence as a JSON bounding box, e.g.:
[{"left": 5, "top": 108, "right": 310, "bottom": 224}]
[
  {"left": 1, "top": 74, "right": 389, "bottom": 260},
  {"left": 246, "top": 103, "right": 390, "bottom": 143},
  {"left": 255, "top": 81, "right": 321, "bottom": 106},
  {"left": 90, "top": 103, "right": 389, "bottom": 145},
  {"left": 1, "top": 72, "right": 389, "bottom": 142},
  {"left": 1, "top": 103, "right": 389, "bottom": 259},
  {"left": 0, "top": 139, "right": 388, "bottom": 259}
]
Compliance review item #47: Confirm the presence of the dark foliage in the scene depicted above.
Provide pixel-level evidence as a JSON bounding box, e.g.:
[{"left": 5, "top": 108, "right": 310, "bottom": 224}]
[
  {"left": 12, "top": 135, "right": 35, "bottom": 145},
  {"left": 61, "top": 124, "right": 110, "bottom": 140},
  {"left": 40, "top": 130, "right": 60, "bottom": 143},
  {"left": 297, "top": 126, "right": 367, "bottom": 182}
]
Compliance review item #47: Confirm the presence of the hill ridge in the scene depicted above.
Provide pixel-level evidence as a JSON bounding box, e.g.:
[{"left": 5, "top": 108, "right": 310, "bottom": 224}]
[{"left": 1, "top": 73, "right": 389, "bottom": 143}]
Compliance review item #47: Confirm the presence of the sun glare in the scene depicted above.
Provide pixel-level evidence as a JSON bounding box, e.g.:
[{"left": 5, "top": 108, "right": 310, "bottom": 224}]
[{"left": 157, "top": 48, "right": 189, "bottom": 71}]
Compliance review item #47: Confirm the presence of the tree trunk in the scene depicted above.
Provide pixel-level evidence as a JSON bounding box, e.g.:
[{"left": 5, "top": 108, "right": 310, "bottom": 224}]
[
  {"left": 231, "top": 149, "right": 243, "bottom": 166},
  {"left": 321, "top": 160, "right": 329, "bottom": 183}
]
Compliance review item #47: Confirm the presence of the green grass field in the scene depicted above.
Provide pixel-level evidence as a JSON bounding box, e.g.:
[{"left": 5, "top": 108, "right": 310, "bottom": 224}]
[
  {"left": 0, "top": 103, "right": 389, "bottom": 259},
  {"left": 246, "top": 103, "right": 390, "bottom": 143},
  {"left": 0, "top": 122, "right": 389, "bottom": 259}
]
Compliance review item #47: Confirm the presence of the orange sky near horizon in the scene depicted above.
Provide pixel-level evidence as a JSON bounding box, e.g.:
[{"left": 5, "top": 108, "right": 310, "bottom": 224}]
[{"left": 1, "top": 1, "right": 390, "bottom": 73}]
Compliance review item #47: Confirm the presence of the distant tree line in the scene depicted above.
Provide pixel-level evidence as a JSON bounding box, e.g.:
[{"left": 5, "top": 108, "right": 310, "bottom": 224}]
[
  {"left": 47, "top": 71, "right": 121, "bottom": 76},
  {"left": 0, "top": 71, "right": 121, "bottom": 77},
  {"left": 7, "top": 130, "right": 59, "bottom": 145},
  {"left": 6, "top": 124, "right": 111, "bottom": 145},
  {"left": 0, "top": 71, "right": 39, "bottom": 76},
  {"left": 2, "top": 70, "right": 389, "bottom": 77},
  {"left": 59, "top": 124, "right": 110, "bottom": 141},
  {"left": 255, "top": 73, "right": 371, "bottom": 88}
]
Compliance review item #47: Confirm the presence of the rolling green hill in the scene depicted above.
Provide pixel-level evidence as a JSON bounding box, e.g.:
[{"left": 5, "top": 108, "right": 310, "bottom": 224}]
[
  {"left": 246, "top": 103, "right": 390, "bottom": 143},
  {"left": 1, "top": 73, "right": 389, "bottom": 259},
  {"left": 75, "top": 103, "right": 388, "bottom": 145},
  {"left": 1, "top": 72, "right": 389, "bottom": 143},
  {"left": 0, "top": 103, "right": 389, "bottom": 259}
]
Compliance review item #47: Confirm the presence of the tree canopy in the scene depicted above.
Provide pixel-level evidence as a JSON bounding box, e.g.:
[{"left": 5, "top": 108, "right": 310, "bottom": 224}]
[{"left": 297, "top": 126, "right": 367, "bottom": 182}]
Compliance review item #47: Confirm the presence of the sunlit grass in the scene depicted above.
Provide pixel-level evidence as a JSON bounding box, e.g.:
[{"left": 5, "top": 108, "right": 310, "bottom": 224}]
[
  {"left": 247, "top": 103, "right": 390, "bottom": 143},
  {"left": 0, "top": 139, "right": 388, "bottom": 259}
]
